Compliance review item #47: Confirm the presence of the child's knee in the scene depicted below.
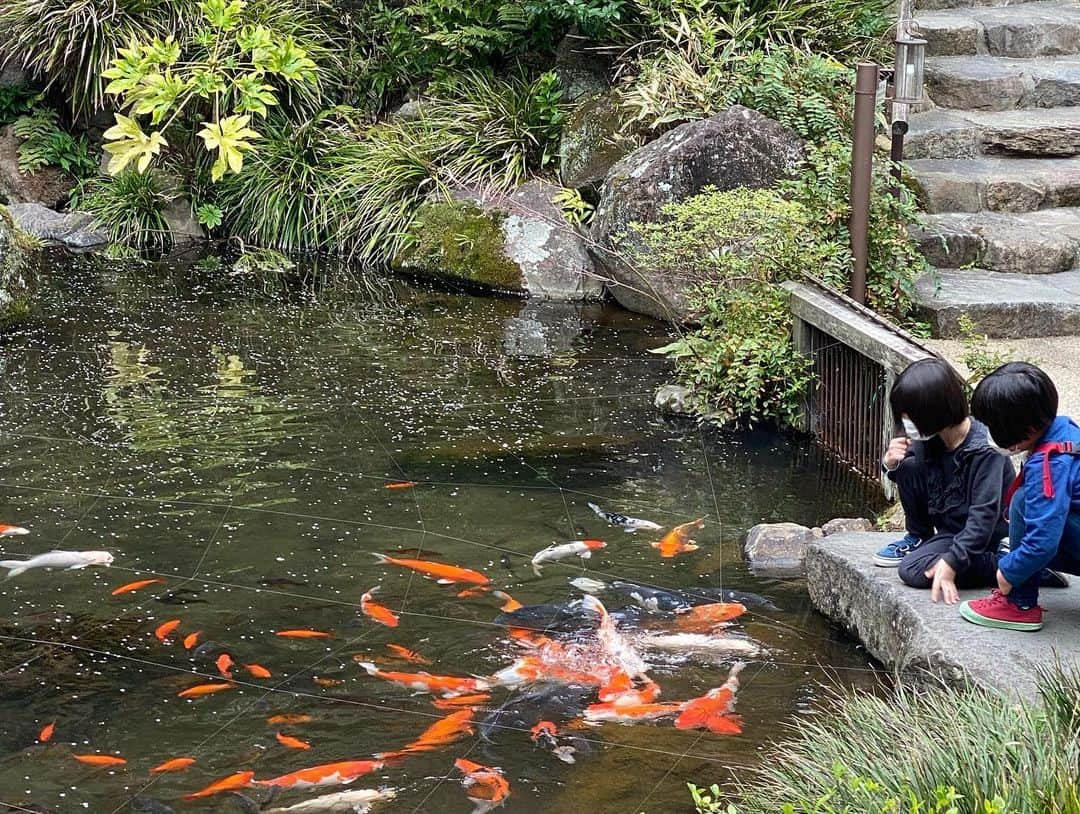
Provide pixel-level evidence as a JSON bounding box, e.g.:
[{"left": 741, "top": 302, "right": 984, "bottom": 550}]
[{"left": 898, "top": 556, "right": 932, "bottom": 588}]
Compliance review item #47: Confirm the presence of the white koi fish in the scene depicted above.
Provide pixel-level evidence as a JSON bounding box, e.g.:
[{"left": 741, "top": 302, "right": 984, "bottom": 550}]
[
  {"left": 582, "top": 595, "right": 648, "bottom": 678},
  {"left": 531, "top": 540, "right": 606, "bottom": 576},
  {"left": 263, "top": 788, "right": 397, "bottom": 813},
  {"left": 569, "top": 576, "right": 607, "bottom": 594},
  {"left": 587, "top": 502, "right": 662, "bottom": 532},
  {"left": 0, "top": 550, "right": 114, "bottom": 578},
  {"left": 637, "top": 632, "right": 760, "bottom": 656}
]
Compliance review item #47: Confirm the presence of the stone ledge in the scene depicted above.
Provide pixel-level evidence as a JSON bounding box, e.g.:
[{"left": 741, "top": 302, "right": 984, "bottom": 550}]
[{"left": 807, "top": 532, "right": 1080, "bottom": 700}]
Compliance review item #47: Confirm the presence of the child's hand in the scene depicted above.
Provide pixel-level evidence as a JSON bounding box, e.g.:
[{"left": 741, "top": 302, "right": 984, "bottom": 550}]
[
  {"left": 996, "top": 569, "right": 1012, "bottom": 595},
  {"left": 883, "top": 437, "right": 911, "bottom": 470},
  {"left": 925, "top": 558, "right": 959, "bottom": 605}
]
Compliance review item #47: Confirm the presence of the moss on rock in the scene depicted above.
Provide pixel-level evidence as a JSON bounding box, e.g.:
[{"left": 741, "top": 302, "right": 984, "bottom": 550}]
[{"left": 0, "top": 205, "right": 36, "bottom": 327}]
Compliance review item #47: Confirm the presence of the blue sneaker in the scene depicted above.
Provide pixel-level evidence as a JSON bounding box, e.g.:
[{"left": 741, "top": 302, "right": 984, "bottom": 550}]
[{"left": 873, "top": 533, "right": 922, "bottom": 567}]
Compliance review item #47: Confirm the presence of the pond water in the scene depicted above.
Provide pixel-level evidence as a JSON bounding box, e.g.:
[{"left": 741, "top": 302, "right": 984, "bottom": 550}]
[{"left": 0, "top": 251, "right": 885, "bottom": 813}]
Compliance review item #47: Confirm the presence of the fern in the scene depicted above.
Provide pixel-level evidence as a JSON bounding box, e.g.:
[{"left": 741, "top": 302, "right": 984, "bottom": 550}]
[{"left": 11, "top": 109, "right": 98, "bottom": 178}]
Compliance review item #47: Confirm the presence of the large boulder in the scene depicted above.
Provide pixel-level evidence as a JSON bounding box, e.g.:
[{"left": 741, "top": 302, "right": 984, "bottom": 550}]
[
  {"left": 396, "top": 180, "right": 604, "bottom": 301},
  {"left": 744, "top": 522, "right": 817, "bottom": 573},
  {"left": 0, "top": 127, "right": 76, "bottom": 209},
  {"left": 0, "top": 206, "right": 37, "bottom": 326},
  {"left": 590, "top": 106, "right": 806, "bottom": 321},
  {"left": 554, "top": 32, "right": 615, "bottom": 103},
  {"left": 559, "top": 92, "right": 641, "bottom": 194},
  {"left": 6, "top": 202, "right": 108, "bottom": 249}
]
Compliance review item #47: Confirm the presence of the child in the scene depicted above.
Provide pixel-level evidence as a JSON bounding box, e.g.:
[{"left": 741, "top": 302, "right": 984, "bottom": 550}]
[
  {"left": 876, "top": 359, "right": 1015, "bottom": 605},
  {"left": 964, "top": 362, "right": 1080, "bottom": 631}
]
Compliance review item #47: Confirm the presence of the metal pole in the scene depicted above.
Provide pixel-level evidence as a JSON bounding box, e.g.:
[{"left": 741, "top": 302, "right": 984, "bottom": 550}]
[
  {"left": 849, "top": 61, "right": 878, "bottom": 305},
  {"left": 889, "top": 119, "right": 908, "bottom": 197}
]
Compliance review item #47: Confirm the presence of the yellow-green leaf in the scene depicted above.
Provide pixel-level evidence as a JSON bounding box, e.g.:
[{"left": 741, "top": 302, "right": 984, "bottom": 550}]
[
  {"left": 102, "top": 114, "right": 167, "bottom": 175},
  {"left": 197, "top": 114, "right": 260, "bottom": 181}
]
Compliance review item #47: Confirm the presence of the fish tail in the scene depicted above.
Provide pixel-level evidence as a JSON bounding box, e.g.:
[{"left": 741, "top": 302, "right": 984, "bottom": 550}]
[
  {"left": 371, "top": 553, "right": 391, "bottom": 564},
  {"left": 531, "top": 562, "right": 543, "bottom": 577},
  {"left": 0, "top": 561, "right": 26, "bottom": 578},
  {"left": 587, "top": 502, "right": 601, "bottom": 515}
]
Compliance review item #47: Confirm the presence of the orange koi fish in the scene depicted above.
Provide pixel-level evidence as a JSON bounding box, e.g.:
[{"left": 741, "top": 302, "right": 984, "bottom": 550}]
[
  {"left": 598, "top": 671, "right": 661, "bottom": 706},
  {"left": 246, "top": 664, "right": 272, "bottom": 678},
  {"left": 652, "top": 518, "right": 705, "bottom": 558},
  {"left": 256, "top": 759, "right": 384, "bottom": 789},
  {"left": 111, "top": 578, "right": 164, "bottom": 596},
  {"left": 583, "top": 701, "right": 684, "bottom": 724},
  {"left": 150, "top": 757, "right": 196, "bottom": 773},
  {"left": 74, "top": 754, "right": 127, "bottom": 766},
  {"left": 675, "top": 602, "right": 746, "bottom": 631},
  {"left": 183, "top": 631, "right": 201, "bottom": 650},
  {"left": 276, "top": 732, "right": 312, "bottom": 750},
  {"left": 530, "top": 720, "right": 557, "bottom": 746},
  {"left": 357, "top": 662, "right": 491, "bottom": 697},
  {"left": 492, "top": 591, "right": 522, "bottom": 612},
  {"left": 457, "top": 586, "right": 490, "bottom": 599},
  {"left": 154, "top": 619, "right": 181, "bottom": 642},
  {"left": 372, "top": 553, "right": 490, "bottom": 587},
  {"left": 379, "top": 709, "right": 473, "bottom": 759},
  {"left": 361, "top": 587, "right": 400, "bottom": 628},
  {"left": 276, "top": 629, "right": 332, "bottom": 639},
  {"left": 455, "top": 758, "right": 510, "bottom": 811},
  {"left": 313, "top": 677, "right": 343, "bottom": 687},
  {"left": 675, "top": 662, "right": 744, "bottom": 735},
  {"left": 216, "top": 653, "right": 235, "bottom": 679},
  {"left": 267, "top": 714, "right": 313, "bottom": 725},
  {"left": 384, "top": 481, "right": 419, "bottom": 489},
  {"left": 432, "top": 693, "right": 491, "bottom": 710},
  {"left": 0, "top": 524, "right": 29, "bottom": 536},
  {"left": 38, "top": 721, "right": 55, "bottom": 742},
  {"left": 183, "top": 770, "right": 255, "bottom": 799},
  {"left": 178, "top": 682, "right": 234, "bottom": 699},
  {"left": 386, "top": 644, "right": 431, "bottom": 665}
]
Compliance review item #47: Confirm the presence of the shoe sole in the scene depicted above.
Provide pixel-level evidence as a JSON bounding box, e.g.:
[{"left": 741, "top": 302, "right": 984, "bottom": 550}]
[
  {"left": 873, "top": 555, "right": 902, "bottom": 567},
  {"left": 959, "top": 601, "right": 1043, "bottom": 632}
]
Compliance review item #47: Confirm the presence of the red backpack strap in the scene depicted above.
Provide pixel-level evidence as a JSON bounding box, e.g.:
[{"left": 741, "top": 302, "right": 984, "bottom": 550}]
[{"left": 1002, "top": 441, "right": 1078, "bottom": 519}]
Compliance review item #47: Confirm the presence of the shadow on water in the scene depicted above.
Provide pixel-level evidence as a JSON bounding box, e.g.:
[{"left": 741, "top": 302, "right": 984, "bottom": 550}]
[{"left": 0, "top": 248, "right": 887, "bottom": 812}]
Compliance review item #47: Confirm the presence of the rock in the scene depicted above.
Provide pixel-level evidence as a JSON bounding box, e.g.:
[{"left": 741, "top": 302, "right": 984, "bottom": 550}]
[
  {"left": 554, "top": 32, "right": 614, "bottom": 103},
  {"left": 821, "top": 517, "right": 875, "bottom": 536},
  {"left": 502, "top": 301, "right": 584, "bottom": 358},
  {"left": 392, "top": 99, "right": 423, "bottom": 121},
  {"left": 559, "top": 92, "right": 641, "bottom": 194},
  {"left": 0, "top": 65, "right": 29, "bottom": 87},
  {"left": 878, "top": 502, "right": 907, "bottom": 532},
  {"left": 0, "top": 127, "right": 75, "bottom": 209},
  {"left": 162, "top": 198, "right": 205, "bottom": 244},
  {"left": 0, "top": 206, "right": 37, "bottom": 326},
  {"left": 590, "top": 106, "right": 806, "bottom": 321},
  {"left": 653, "top": 384, "right": 693, "bottom": 415},
  {"left": 744, "top": 522, "right": 816, "bottom": 573},
  {"left": 6, "top": 202, "right": 108, "bottom": 249}
]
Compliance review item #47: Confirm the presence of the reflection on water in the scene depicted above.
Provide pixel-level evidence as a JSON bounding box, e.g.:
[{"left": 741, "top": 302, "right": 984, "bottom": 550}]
[{"left": 0, "top": 249, "right": 886, "bottom": 812}]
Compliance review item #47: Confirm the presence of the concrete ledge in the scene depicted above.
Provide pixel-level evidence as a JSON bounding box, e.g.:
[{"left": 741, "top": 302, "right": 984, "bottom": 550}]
[{"left": 808, "top": 532, "right": 1080, "bottom": 701}]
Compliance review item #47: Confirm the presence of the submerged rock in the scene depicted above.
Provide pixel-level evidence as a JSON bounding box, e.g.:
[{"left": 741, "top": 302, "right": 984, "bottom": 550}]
[
  {"left": 653, "top": 383, "right": 692, "bottom": 415},
  {"left": 0, "top": 126, "right": 75, "bottom": 210},
  {"left": 559, "top": 91, "right": 641, "bottom": 194},
  {"left": 744, "top": 522, "right": 816, "bottom": 573},
  {"left": 503, "top": 300, "right": 584, "bottom": 358},
  {"left": 6, "top": 202, "right": 108, "bottom": 249}
]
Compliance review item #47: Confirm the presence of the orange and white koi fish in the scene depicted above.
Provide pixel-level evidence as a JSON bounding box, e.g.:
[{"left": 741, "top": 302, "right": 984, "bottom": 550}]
[
  {"left": 652, "top": 518, "right": 705, "bottom": 558},
  {"left": 432, "top": 693, "right": 491, "bottom": 710},
  {"left": 361, "top": 587, "right": 400, "bottom": 628},
  {"left": 598, "top": 671, "right": 661, "bottom": 706},
  {"left": 582, "top": 595, "right": 648, "bottom": 679},
  {"left": 154, "top": 619, "right": 181, "bottom": 642},
  {"left": 491, "top": 654, "right": 604, "bottom": 689},
  {"left": 111, "top": 578, "right": 164, "bottom": 596},
  {"left": 357, "top": 662, "right": 490, "bottom": 697},
  {"left": 178, "top": 682, "right": 234, "bottom": 699},
  {"left": 38, "top": 721, "right": 55, "bottom": 742},
  {"left": 256, "top": 760, "right": 384, "bottom": 789},
  {"left": 183, "top": 770, "right": 255, "bottom": 799},
  {"left": 267, "top": 714, "right": 313, "bottom": 725},
  {"left": 675, "top": 662, "right": 744, "bottom": 735},
  {"left": 247, "top": 664, "right": 272, "bottom": 678},
  {"left": 386, "top": 644, "right": 430, "bottom": 665},
  {"left": 531, "top": 539, "right": 606, "bottom": 576},
  {"left": 150, "top": 757, "right": 196, "bottom": 773},
  {"left": 183, "top": 631, "right": 201, "bottom": 650},
  {"left": 583, "top": 701, "right": 684, "bottom": 724},
  {"left": 379, "top": 709, "right": 473, "bottom": 759},
  {"left": 372, "top": 553, "right": 490, "bottom": 587},
  {"left": 384, "top": 481, "right": 419, "bottom": 489},
  {"left": 276, "top": 629, "right": 332, "bottom": 639},
  {"left": 73, "top": 754, "right": 127, "bottom": 766},
  {"left": 276, "top": 732, "right": 312, "bottom": 750},
  {"left": 675, "top": 602, "right": 746, "bottom": 631},
  {"left": 492, "top": 591, "right": 522, "bottom": 612},
  {"left": 455, "top": 758, "right": 510, "bottom": 814},
  {"left": 0, "top": 524, "right": 29, "bottom": 536}
]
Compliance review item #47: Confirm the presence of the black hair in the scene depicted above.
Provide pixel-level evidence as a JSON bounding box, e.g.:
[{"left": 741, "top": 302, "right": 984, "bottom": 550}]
[
  {"left": 971, "top": 362, "right": 1058, "bottom": 448},
  {"left": 889, "top": 358, "right": 968, "bottom": 436}
]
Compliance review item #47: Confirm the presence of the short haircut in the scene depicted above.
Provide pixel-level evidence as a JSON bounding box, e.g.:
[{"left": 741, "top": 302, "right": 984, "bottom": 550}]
[
  {"left": 889, "top": 358, "right": 968, "bottom": 436},
  {"left": 971, "top": 362, "right": 1058, "bottom": 448}
]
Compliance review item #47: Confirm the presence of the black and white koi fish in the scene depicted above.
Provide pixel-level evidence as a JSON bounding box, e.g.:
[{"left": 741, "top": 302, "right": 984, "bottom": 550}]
[
  {"left": 531, "top": 540, "right": 606, "bottom": 576},
  {"left": 587, "top": 503, "right": 662, "bottom": 532}
]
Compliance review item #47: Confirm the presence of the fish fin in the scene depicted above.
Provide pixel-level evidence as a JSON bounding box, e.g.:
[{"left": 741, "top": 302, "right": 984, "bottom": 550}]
[
  {"left": 624, "top": 528, "right": 637, "bottom": 533},
  {"left": 531, "top": 564, "right": 543, "bottom": 577},
  {"left": 587, "top": 502, "right": 601, "bottom": 514},
  {"left": 356, "top": 661, "right": 378, "bottom": 675},
  {"left": 371, "top": 553, "right": 390, "bottom": 563},
  {"left": 580, "top": 551, "right": 592, "bottom": 560},
  {"left": 65, "top": 563, "right": 89, "bottom": 570},
  {"left": 436, "top": 578, "right": 453, "bottom": 585},
  {"left": 0, "top": 563, "right": 26, "bottom": 579}
]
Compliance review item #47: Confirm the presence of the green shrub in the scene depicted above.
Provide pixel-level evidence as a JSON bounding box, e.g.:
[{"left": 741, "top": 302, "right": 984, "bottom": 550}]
[
  {"left": 10, "top": 109, "right": 97, "bottom": 178},
  {"left": 73, "top": 170, "right": 174, "bottom": 251},
  {"left": 0, "top": 84, "right": 41, "bottom": 127}
]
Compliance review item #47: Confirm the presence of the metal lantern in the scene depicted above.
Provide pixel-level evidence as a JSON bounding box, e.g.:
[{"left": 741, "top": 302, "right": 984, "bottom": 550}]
[{"left": 893, "top": 35, "right": 927, "bottom": 105}]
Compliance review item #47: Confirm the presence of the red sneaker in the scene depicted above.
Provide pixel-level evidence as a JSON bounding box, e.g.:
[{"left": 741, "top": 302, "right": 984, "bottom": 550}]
[{"left": 960, "top": 589, "right": 1043, "bottom": 632}]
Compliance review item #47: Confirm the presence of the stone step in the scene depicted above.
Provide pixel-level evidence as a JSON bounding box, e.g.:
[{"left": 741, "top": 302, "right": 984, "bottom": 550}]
[
  {"left": 917, "top": 2, "right": 1080, "bottom": 57},
  {"left": 919, "top": 0, "right": 1046, "bottom": 10},
  {"left": 908, "top": 157, "right": 1080, "bottom": 212},
  {"left": 926, "top": 55, "right": 1080, "bottom": 110},
  {"left": 914, "top": 269, "right": 1080, "bottom": 337},
  {"left": 907, "top": 107, "right": 1080, "bottom": 158},
  {"left": 912, "top": 209, "right": 1080, "bottom": 273}
]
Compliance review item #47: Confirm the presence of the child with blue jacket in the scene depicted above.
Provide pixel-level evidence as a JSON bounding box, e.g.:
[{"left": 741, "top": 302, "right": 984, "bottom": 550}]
[{"left": 964, "top": 362, "right": 1080, "bottom": 631}]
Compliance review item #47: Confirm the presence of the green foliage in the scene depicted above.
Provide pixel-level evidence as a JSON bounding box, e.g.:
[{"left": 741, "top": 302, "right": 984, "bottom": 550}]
[
  {"left": 957, "top": 315, "right": 1010, "bottom": 384},
  {"left": 0, "top": 85, "right": 41, "bottom": 127},
  {"left": 73, "top": 170, "right": 174, "bottom": 251},
  {"left": 689, "top": 783, "right": 736, "bottom": 814},
  {"left": 554, "top": 186, "right": 594, "bottom": 225},
  {"left": 196, "top": 203, "right": 224, "bottom": 229},
  {"left": 10, "top": 109, "right": 97, "bottom": 178}
]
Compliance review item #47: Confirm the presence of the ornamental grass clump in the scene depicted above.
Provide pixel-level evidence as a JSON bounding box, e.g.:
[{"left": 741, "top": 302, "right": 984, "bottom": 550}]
[{"left": 74, "top": 170, "right": 174, "bottom": 251}]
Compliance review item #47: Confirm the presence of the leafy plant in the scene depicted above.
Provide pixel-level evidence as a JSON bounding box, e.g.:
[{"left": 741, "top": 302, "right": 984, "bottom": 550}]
[
  {"left": 554, "top": 187, "right": 594, "bottom": 225},
  {"left": 10, "top": 109, "right": 98, "bottom": 178},
  {"left": 73, "top": 169, "right": 174, "bottom": 251},
  {"left": 0, "top": 84, "right": 41, "bottom": 127},
  {"left": 196, "top": 203, "right": 224, "bottom": 229}
]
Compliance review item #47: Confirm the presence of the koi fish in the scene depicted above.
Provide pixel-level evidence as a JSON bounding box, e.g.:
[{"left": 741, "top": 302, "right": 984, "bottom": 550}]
[
  {"left": 652, "top": 518, "right": 705, "bottom": 558},
  {"left": 263, "top": 788, "right": 398, "bottom": 814},
  {"left": 256, "top": 759, "right": 384, "bottom": 789},
  {"left": 183, "top": 631, "right": 201, "bottom": 650},
  {"left": 675, "top": 602, "right": 747, "bottom": 631},
  {"left": 455, "top": 758, "right": 510, "bottom": 814},
  {"left": 386, "top": 644, "right": 430, "bottom": 665},
  {"left": 183, "top": 770, "right": 255, "bottom": 799},
  {"left": 74, "top": 754, "right": 127, "bottom": 766},
  {"left": 457, "top": 586, "right": 490, "bottom": 599},
  {"left": 154, "top": 619, "right": 181, "bottom": 642},
  {"left": 675, "top": 662, "right": 744, "bottom": 734},
  {"left": 276, "top": 732, "right": 312, "bottom": 750},
  {"left": 384, "top": 481, "right": 418, "bottom": 489},
  {"left": 598, "top": 671, "right": 661, "bottom": 706},
  {"left": 379, "top": 709, "right": 473, "bottom": 759},
  {"left": 491, "top": 591, "right": 522, "bottom": 612},
  {"left": 587, "top": 502, "right": 662, "bottom": 532},
  {"left": 111, "top": 578, "right": 164, "bottom": 596},
  {"left": 216, "top": 653, "right": 235, "bottom": 678},
  {"left": 569, "top": 576, "right": 607, "bottom": 594},
  {"left": 38, "top": 721, "right": 54, "bottom": 742},
  {"left": 357, "top": 662, "right": 490, "bottom": 697},
  {"left": 314, "top": 677, "right": 343, "bottom": 687},
  {"left": 530, "top": 540, "right": 606, "bottom": 576},
  {"left": 432, "top": 693, "right": 491, "bottom": 710},
  {"left": 372, "top": 553, "right": 490, "bottom": 587},
  {"left": 178, "top": 682, "right": 234, "bottom": 698},
  {"left": 247, "top": 664, "right": 272, "bottom": 678},
  {"left": 638, "top": 632, "right": 759, "bottom": 656},
  {"left": 267, "top": 714, "right": 313, "bottom": 725},
  {"left": 0, "top": 550, "right": 114, "bottom": 578},
  {"left": 361, "top": 587, "right": 400, "bottom": 628},
  {"left": 583, "top": 701, "right": 684, "bottom": 724},
  {"left": 276, "top": 629, "right": 332, "bottom": 639},
  {"left": 0, "top": 524, "right": 29, "bottom": 536},
  {"left": 529, "top": 720, "right": 577, "bottom": 764},
  {"left": 582, "top": 595, "right": 648, "bottom": 678},
  {"left": 150, "top": 757, "right": 196, "bottom": 773}
]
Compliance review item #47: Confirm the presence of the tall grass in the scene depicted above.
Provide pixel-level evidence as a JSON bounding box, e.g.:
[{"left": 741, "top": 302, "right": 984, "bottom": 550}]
[{"left": 74, "top": 170, "right": 173, "bottom": 251}]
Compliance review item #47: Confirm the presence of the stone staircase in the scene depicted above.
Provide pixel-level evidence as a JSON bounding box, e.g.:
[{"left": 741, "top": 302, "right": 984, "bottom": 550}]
[{"left": 906, "top": 0, "right": 1080, "bottom": 338}]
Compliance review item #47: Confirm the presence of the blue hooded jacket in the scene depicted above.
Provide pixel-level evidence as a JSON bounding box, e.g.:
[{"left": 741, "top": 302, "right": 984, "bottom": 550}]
[{"left": 999, "top": 416, "right": 1080, "bottom": 588}]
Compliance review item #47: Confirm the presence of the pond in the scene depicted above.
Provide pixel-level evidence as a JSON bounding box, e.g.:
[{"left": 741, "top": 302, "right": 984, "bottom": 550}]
[{"left": 0, "top": 250, "right": 885, "bottom": 813}]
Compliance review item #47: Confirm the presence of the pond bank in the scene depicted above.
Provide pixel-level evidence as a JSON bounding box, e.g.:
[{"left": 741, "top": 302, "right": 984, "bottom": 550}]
[{"left": 807, "top": 531, "right": 1080, "bottom": 701}]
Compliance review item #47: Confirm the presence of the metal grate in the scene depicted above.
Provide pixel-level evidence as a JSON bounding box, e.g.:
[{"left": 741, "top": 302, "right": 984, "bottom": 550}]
[{"left": 804, "top": 322, "right": 889, "bottom": 480}]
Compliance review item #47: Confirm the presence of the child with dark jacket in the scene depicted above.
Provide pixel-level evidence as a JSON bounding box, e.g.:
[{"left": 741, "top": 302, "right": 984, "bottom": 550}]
[{"left": 876, "top": 359, "right": 1015, "bottom": 604}]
